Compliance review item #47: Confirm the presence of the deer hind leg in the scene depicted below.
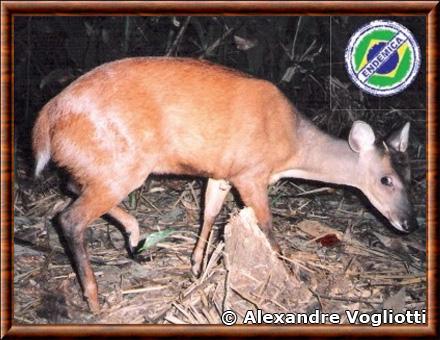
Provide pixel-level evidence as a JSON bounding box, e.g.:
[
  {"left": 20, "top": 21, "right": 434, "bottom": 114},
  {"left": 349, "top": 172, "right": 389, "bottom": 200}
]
[
  {"left": 191, "top": 178, "right": 231, "bottom": 276},
  {"left": 233, "top": 176, "right": 281, "bottom": 253},
  {"left": 58, "top": 185, "right": 123, "bottom": 313},
  {"left": 106, "top": 207, "right": 140, "bottom": 254},
  {"left": 66, "top": 180, "right": 140, "bottom": 254}
]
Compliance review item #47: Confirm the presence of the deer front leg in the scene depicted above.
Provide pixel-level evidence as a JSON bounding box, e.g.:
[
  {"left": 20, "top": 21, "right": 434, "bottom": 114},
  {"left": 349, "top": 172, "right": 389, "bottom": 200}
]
[
  {"left": 191, "top": 179, "right": 231, "bottom": 276},
  {"left": 233, "top": 176, "right": 281, "bottom": 253}
]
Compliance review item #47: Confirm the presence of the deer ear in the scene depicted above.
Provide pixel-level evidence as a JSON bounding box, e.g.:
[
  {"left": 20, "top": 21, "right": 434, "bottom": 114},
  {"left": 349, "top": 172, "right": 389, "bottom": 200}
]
[
  {"left": 386, "top": 122, "right": 410, "bottom": 153},
  {"left": 348, "top": 121, "right": 376, "bottom": 153}
]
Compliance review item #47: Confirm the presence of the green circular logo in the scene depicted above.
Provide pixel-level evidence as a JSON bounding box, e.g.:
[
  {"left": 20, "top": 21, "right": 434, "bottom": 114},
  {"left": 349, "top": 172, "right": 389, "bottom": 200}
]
[{"left": 345, "top": 20, "right": 421, "bottom": 96}]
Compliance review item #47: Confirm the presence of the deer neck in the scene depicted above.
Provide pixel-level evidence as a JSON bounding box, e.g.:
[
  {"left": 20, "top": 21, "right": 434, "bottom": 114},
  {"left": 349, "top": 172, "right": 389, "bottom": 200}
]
[{"left": 271, "top": 117, "right": 361, "bottom": 188}]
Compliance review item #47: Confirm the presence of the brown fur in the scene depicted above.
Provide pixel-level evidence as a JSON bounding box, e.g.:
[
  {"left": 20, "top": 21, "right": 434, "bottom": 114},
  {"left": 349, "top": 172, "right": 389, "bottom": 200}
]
[
  {"left": 32, "top": 57, "right": 298, "bottom": 312},
  {"left": 32, "top": 57, "right": 416, "bottom": 313},
  {"left": 34, "top": 57, "right": 297, "bottom": 186}
]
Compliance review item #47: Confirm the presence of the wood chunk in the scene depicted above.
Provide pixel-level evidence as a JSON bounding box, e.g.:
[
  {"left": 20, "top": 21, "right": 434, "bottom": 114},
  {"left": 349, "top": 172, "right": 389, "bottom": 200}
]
[{"left": 223, "top": 208, "right": 315, "bottom": 318}]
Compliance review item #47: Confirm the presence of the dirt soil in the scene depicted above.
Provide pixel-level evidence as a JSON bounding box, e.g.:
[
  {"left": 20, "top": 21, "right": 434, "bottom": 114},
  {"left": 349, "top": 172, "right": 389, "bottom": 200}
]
[{"left": 13, "top": 150, "right": 426, "bottom": 324}]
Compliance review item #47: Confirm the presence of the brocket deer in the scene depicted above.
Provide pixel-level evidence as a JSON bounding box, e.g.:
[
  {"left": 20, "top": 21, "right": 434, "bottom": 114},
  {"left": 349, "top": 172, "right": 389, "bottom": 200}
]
[{"left": 32, "top": 57, "right": 418, "bottom": 312}]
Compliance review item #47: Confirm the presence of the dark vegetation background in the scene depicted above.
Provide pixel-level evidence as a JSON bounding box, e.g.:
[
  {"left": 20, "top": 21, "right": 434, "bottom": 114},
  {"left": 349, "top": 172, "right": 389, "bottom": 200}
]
[
  {"left": 13, "top": 16, "right": 427, "bottom": 324},
  {"left": 14, "top": 16, "right": 426, "bottom": 158}
]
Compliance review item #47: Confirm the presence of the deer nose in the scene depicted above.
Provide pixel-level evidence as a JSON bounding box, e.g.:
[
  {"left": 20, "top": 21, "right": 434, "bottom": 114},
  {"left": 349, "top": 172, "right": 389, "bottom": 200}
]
[
  {"left": 401, "top": 217, "right": 419, "bottom": 233},
  {"left": 401, "top": 220, "right": 410, "bottom": 232}
]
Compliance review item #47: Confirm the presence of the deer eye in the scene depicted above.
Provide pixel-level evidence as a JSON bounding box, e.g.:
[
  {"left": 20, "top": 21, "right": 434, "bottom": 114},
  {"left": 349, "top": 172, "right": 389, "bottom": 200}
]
[{"left": 381, "top": 176, "right": 393, "bottom": 186}]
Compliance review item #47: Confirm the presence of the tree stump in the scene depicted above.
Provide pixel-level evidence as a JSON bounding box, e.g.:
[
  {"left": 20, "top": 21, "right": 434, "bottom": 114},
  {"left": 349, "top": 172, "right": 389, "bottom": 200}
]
[{"left": 223, "top": 208, "right": 315, "bottom": 319}]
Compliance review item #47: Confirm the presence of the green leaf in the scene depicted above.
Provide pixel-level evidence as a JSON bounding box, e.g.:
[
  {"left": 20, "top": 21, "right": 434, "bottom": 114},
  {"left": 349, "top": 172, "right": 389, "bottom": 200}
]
[{"left": 136, "top": 229, "right": 176, "bottom": 254}]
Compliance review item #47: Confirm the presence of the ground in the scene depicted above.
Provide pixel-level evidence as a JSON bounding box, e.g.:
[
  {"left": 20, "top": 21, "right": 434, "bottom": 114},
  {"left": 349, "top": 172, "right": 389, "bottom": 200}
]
[{"left": 13, "top": 150, "right": 426, "bottom": 324}]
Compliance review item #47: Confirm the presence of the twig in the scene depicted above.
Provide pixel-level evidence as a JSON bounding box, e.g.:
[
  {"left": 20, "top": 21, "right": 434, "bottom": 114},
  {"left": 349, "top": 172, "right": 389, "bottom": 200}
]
[
  {"left": 122, "top": 285, "right": 165, "bottom": 295},
  {"left": 199, "top": 27, "right": 234, "bottom": 58},
  {"left": 229, "top": 286, "right": 261, "bottom": 309},
  {"left": 200, "top": 242, "right": 224, "bottom": 283},
  {"left": 172, "top": 189, "right": 187, "bottom": 208},
  {"left": 164, "top": 315, "right": 187, "bottom": 324},
  {"left": 277, "top": 253, "right": 316, "bottom": 273},
  {"left": 295, "top": 187, "right": 334, "bottom": 197},
  {"left": 141, "top": 195, "right": 162, "bottom": 214},
  {"left": 134, "top": 184, "right": 144, "bottom": 211},
  {"left": 312, "top": 291, "right": 382, "bottom": 305},
  {"left": 290, "top": 17, "right": 302, "bottom": 60},
  {"left": 166, "top": 17, "right": 191, "bottom": 56},
  {"left": 188, "top": 181, "right": 200, "bottom": 210}
]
